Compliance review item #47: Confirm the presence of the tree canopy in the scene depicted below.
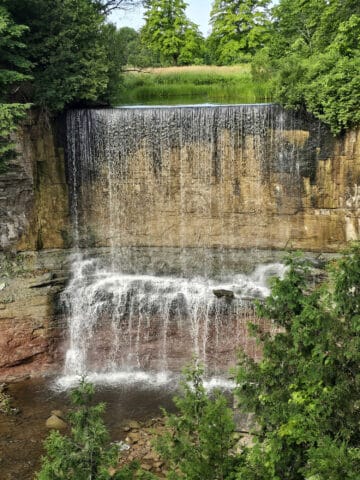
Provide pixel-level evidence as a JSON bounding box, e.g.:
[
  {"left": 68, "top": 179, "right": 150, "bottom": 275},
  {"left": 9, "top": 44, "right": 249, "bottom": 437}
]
[
  {"left": 6, "top": 0, "right": 110, "bottom": 111},
  {"left": 0, "top": 4, "right": 31, "bottom": 170},
  {"left": 141, "top": 0, "right": 205, "bottom": 65},
  {"left": 263, "top": 0, "right": 360, "bottom": 133},
  {"left": 208, "top": 0, "right": 271, "bottom": 65}
]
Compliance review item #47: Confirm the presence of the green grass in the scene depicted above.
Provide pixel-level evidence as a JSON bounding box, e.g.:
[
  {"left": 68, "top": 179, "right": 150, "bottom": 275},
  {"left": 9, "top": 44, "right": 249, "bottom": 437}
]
[{"left": 115, "top": 65, "right": 273, "bottom": 105}]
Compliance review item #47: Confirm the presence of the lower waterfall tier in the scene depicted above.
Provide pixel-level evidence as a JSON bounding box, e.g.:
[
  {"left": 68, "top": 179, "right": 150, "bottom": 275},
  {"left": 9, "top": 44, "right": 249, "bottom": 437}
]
[{"left": 61, "top": 253, "right": 286, "bottom": 378}]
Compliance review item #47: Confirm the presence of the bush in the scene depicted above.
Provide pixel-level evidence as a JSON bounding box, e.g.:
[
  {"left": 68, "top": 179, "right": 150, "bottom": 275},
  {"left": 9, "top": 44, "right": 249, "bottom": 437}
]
[
  {"left": 36, "top": 379, "right": 153, "bottom": 480},
  {"left": 156, "top": 361, "right": 237, "bottom": 480},
  {"left": 234, "top": 246, "right": 360, "bottom": 479}
]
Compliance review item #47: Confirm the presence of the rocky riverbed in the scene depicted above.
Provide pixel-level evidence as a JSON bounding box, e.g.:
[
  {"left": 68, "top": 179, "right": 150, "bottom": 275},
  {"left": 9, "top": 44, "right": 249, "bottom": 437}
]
[{"left": 0, "top": 377, "right": 176, "bottom": 480}]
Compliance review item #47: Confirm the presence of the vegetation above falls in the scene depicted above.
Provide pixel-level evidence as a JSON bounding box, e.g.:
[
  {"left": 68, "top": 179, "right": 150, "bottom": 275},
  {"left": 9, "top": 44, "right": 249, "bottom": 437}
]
[
  {"left": 115, "top": 65, "right": 272, "bottom": 105},
  {"left": 0, "top": 0, "right": 359, "bottom": 170},
  {"left": 37, "top": 244, "right": 360, "bottom": 479}
]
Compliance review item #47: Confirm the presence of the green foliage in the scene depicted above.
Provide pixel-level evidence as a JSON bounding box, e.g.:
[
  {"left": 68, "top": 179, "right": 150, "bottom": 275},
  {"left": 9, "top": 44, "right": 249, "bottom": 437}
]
[
  {"left": 0, "top": 5, "right": 31, "bottom": 91},
  {"left": 234, "top": 245, "right": 360, "bottom": 479},
  {"left": 0, "top": 103, "right": 30, "bottom": 171},
  {"left": 101, "top": 24, "right": 134, "bottom": 104},
  {"left": 141, "top": 0, "right": 206, "bottom": 66},
  {"left": 208, "top": 0, "right": 271, "bottom": 65},
  {"left": 177, "top": 23, "right": 206, "bottom": 66},
  {"left": 262, "top": 0, "right": 360, "bottom": 133},
  {"left": 0, "top": 4, "right": 31, "bottom": 168},
  {"left": 156, "top": 361, "right": 236, "bottom": 480},
  {"left": 36, "top": 379, "right": 115, "bottom": 480},
  {"left": 36, "top": 378, "right": 153, "bottom": 480},
  {"left": 7, "top": 0, "right": 109, "bottom": 111}
]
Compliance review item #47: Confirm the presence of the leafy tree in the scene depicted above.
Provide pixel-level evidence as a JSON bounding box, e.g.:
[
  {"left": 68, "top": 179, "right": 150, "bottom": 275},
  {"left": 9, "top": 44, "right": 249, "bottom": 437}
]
[
  {"left": 0, "top": 4, "right": 31, "bottom": 168},
  {"left": 156, "top": 361, "right": 236, "bottom": 480},
  {"left": 177, "top": 23, "right": 206, "bottom": 65},
  {"left": 262, "top": 0, "right": 360, "bottom": 133},
  {"left": 208, "top": 0, "right": 271, "bottom": 65},
  {"left": 141, "top": 0, "right": 204, "bottom": 65},
  {"left": 6, "top": 0, "right": 109, "bottom": 111},
  {"left": 101, "top": 25, "right": 138, "bottom": 104},
  {"left": 234, "top": 246, "right": 360, "bottom": 479},
  {"left": 114, "top": 27, "right": 141, "bottom": 66}
]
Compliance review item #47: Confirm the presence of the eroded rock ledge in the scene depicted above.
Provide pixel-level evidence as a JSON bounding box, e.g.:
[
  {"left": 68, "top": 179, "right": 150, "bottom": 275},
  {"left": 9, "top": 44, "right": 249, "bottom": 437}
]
[{"left": 0, "top": 250, "right": 69, "bottom": 381}]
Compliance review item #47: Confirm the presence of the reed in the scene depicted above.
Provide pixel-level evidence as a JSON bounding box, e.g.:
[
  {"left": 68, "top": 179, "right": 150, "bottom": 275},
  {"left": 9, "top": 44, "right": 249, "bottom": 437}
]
[{"left": 115, "top": 65, "right": 272, "bottom": 105}]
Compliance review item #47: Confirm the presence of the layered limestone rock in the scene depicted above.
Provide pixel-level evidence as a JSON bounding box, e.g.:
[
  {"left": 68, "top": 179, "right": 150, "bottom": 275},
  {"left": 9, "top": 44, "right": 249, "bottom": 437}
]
[
  {"left": 0, "top": 251, "right": 69, "bottom": 381},
  {"left": 0, "top": 111, "right": 70, "bottom": 380},
  {"left": 1, "top": 106, "right": 360, "bottom": 380},
  {"left": 68, "top": 108, "right": 360, "bottom": 253},
  {"left": 0, "top": 111, "right": 70, "bottom": 252}
]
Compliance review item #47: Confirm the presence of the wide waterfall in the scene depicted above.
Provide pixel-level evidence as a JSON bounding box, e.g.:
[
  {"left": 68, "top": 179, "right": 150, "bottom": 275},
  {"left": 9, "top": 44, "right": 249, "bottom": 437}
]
[{"left": 62, "top": 104, "right": 325, "bottom": 383}]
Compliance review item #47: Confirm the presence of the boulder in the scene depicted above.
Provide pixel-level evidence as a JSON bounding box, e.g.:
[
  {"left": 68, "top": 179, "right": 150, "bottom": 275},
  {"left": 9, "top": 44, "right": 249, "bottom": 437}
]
[
  {"left": 46, "top": 414, "right": 67, "bottom": 430},
  {"left": 128, "top": 420, "right": 141, "bottom": 429},
  {"left": 51, "top": 409, "right": 65, "bottom": 420},
  {"left": 213, "top": 289, "right": 235, "bottom": 300}
]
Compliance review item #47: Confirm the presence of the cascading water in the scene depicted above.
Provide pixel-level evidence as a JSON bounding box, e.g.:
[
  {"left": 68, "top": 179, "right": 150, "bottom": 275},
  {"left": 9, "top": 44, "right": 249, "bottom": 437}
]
[
  {"left": 62, "top": 257, "right": 285, "bottom": 378},
  {"left": 62, "top": 104, "right": 323, "bottom": 384}
]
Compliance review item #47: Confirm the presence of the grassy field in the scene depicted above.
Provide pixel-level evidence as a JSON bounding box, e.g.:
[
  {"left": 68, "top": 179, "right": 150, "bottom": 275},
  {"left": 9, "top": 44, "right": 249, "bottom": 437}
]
[{"left": 115, "top": 65, "right": 272, "bottom": 105}]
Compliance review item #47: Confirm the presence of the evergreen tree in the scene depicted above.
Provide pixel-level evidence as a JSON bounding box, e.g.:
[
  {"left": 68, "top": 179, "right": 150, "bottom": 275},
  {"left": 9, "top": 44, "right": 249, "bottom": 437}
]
[
  {"left": 0, "top": 4, "right": 31, "bottom": 168},
  {"left": 36, "top": 379, "right": 154, "bottom": 480},
  {"left": 208, "top": 0, "right": 271, "bottom": 64},
  {"left": 141, "top": 0, "right": 203, "bottom": 65},
  {"left": 6, "top": 0, "right": 109, "bottom": 111},
  {"left": 36, "top": 379, "right": 118, "bottom": 479},
  {"left": 156, "top": 362, "right": 236, "bottom": 480},
  {"left": 234, "top": 246, "right": 360, "bottom": 479}
]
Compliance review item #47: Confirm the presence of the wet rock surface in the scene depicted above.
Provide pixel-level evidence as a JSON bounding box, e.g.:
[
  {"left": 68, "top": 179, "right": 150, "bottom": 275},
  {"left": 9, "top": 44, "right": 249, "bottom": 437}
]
[{"left": 0, "top": 251, "right": 69, "bottom": 382}]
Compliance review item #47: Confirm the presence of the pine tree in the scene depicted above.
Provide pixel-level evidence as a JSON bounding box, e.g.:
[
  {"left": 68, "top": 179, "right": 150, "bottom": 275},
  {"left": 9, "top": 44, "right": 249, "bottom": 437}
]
[
  {"left": 234, "top": 246, "right": 360, "bottom": 479},
  {"left": 156, "top": 362, "right": 237, "bottom": 480},
  {"left": 36, "top": 379, "right": 156, "bottom": 479}
]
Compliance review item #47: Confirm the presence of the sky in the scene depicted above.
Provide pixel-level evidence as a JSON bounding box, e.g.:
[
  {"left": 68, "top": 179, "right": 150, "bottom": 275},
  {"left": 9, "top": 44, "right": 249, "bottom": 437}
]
[{"left": 109, "top": 0, "right": 213, "bottom": 36}]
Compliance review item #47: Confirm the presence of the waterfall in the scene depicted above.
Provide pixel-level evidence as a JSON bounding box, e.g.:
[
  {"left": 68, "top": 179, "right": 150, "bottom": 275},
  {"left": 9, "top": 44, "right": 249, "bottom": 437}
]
[{"left": 62, "top": 104, "right": 323, "bottom": 382}]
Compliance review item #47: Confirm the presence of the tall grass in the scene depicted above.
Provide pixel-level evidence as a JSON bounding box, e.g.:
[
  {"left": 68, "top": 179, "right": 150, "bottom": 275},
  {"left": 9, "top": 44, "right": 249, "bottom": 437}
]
[{"left": 115, "top": 65, "right": 272, "bottom": 105}]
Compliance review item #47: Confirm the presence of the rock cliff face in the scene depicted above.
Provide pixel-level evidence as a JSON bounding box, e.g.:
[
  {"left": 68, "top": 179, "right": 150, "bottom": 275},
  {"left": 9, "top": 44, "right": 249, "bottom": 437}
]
[
  {"left": 0, "top": 106, "right": 360, "bottom": 380},
  {"left": 68, "top": 107, "right": 360, "bottom": 253},
  {"left": 0, "top": 112, "right": 70, "bottom": 380},
  {"left": 0, "top": 250, "right": 69, "bottom": 381}
]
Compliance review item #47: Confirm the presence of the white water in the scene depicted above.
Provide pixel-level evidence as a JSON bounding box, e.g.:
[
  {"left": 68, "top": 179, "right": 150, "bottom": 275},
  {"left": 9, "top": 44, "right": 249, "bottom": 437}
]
[
  {"left": 60, "top": 254, "right": 286, "bottom": 383},
  {"left": 62, "top": 104, "right": 317, "bottom": 386}
]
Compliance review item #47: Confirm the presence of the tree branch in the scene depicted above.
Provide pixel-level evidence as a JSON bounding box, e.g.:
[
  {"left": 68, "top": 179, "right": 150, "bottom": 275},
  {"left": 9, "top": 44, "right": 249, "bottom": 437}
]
[{"left": 95, "top": 0, "right": 143, "bottom": 15}]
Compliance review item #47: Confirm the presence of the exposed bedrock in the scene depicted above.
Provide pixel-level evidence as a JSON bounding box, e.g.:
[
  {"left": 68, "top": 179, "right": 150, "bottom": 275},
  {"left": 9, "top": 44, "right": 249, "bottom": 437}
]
[
  {"left": 0, "top": 250, "right": 69, "bottom": 381},
  {"left": 0, "top": 105, "right": 359, "bottom": 380}
]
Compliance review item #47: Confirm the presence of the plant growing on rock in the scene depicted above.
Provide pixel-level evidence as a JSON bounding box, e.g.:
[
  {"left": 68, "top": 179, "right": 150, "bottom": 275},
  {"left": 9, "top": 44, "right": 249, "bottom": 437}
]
[
  {"left": 0, "top": 5, "right": 31, "bottom": 169},
  {"left": 0, "top": 383, "right": 19, "bottom": 415}
]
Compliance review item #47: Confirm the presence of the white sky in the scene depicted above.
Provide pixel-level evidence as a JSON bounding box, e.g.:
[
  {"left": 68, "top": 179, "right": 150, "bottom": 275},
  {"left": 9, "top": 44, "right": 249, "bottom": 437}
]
[{"left": 108, "top": 0, "right": 213, "bottom": 36}]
